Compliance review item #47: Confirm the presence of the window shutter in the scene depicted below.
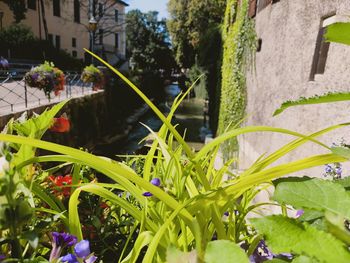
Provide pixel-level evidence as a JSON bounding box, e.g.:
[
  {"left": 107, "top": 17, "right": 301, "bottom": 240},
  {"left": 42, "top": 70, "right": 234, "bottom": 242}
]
[
  {"left": 248, "top": 0, "right": 257, "bottom": 18},
  {"left": 257, "top": 0, "right": 272, "bottom": 13}
]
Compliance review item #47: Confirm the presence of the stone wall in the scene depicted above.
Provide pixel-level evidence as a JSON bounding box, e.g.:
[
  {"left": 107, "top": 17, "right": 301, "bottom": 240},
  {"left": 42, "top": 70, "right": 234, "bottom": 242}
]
[{"left": 240, "top": 0, "right": 350, "bottom": 176}]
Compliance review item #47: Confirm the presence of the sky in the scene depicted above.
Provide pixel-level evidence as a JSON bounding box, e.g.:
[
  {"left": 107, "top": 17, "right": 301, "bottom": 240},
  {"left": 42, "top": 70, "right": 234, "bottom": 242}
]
[{"left": 125, "top": 0, "right": 169, "bottom": 19}]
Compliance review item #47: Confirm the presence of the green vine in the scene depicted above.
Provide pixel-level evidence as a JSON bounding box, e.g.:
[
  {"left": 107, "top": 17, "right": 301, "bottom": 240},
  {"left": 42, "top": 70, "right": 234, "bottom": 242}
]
[{"left": 218, "top": 0, "right": 256, "bottom": 158}]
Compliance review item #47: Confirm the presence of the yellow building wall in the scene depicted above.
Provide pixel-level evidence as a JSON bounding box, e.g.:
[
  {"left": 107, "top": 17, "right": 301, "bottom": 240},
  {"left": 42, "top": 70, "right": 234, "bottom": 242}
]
[{"left": 0, "top": 0, "right": 126, "bottom": 60}]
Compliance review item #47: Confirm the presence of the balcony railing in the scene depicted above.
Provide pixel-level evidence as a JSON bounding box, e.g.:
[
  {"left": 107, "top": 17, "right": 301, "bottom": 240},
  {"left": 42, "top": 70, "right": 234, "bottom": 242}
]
[{"left": 0, "top": 71, "right": 103, "bottom": 116}]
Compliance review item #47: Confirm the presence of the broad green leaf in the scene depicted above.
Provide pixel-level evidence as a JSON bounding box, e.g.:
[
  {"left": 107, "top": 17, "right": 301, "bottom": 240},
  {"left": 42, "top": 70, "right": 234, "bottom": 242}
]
[
  {"left": 324, "top": 212, "right": 350, "bottom": 245},
  {"left": 273, "top": 92, "right": 350, "bottom": 116},
  {"left": 252, "top": 216, "right": 350, "bottom": 263},
  {"left": 166, "top": 246, "right": 197, "bottom": 263},
  {"left": 13, "top": 100, "right": 68, "bottom": 138},
  {"left": 335, "top": 176, "right": 350, "bottom": 190},
  {"left": 292, "top": 255, "right": 318, "bottom": 263},
  {"left": 325, "top": 22, "right": 350, "bottom": 46},
  {"left": 331, "top": 146, "right": 350, "bottom": 159},
  {"left": 273, "top": 177, "right": 350, "bottom": 218},
  {"left": 204, "top": 240, "right": 249, "bottom": 263}
]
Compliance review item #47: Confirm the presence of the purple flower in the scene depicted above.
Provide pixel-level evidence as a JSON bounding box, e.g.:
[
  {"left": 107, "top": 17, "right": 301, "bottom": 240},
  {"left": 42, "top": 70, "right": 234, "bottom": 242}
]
[
  {"left": 61, "top": 253, "right": 78, "bottom": 263},
  {"left": 31, "top": 73, "right": 39, "bottom": 80},
  {"left": 325, "top": 164, "right": 332, "bottom": 174},
  {"left": 249, "top": 240, "right": 273, "bottom": 263},
  {"left": 143, "top": 178, "right": 161, "bottom": 197},
  {"left": 150, "top": 178, "right": 161, "bottom": 187},
  {"left": 52, "top": 232, "right": 77, "bottom": 247},
  {"left": 296, "top": 209, "right": 304, "bottom": 218},
  {"left": 0, "top": 255, "right": 6, "bottom": 262},
  {"left": 277, "top": 253, "right": 293, "bottom": 260},
  {"left": 335, "top": 167, "right": 342, "bottom": 176},
  {"left": 224, "top": 211, "right": 229, "bottom": 216},
  {"left": 49, "top": 232, "right": 77, "bottom": 261},
  {"left": 74, "top": 240, "right": 91, "bottom": 258},
  {"left": 85, "top": 255, "right": 98, "bottom": 263}
]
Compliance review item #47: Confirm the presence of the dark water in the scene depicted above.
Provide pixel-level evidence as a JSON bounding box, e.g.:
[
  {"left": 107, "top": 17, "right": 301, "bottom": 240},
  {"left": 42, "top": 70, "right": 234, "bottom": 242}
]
[
  {"left": 94, "top": 84, "right": 180, "bottom": 157},
  {"left": 120, "top": 84, "right": 180, "bottom": 153}
]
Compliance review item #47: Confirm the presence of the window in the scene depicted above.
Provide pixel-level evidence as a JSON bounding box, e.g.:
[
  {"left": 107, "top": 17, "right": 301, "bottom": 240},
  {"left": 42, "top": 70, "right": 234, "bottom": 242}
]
[
  {"left": 257, "top": 38, "right": 262, "bottom": 52},
  {"left": 99, "top": 29, "right": 103, "bottom": 45},
  {"left": 115, "top": 9, "right": 119, "bottom": 23},
  {"left": 99, "top": 3, "right": 103, "bottom": 17},
  {"left": 28, "top": 0, "right": 36, "bottom": 10},
  {"left": 48, "top": 34, "right": 54, "bottom": 46},
  {"left": 309, "top": 15, "right": 335, "bottom": 80},
  {"left": 72, "top": 38, "right": 76, "bottom": 47},
  {"left": 115, "top": 33, "right": 119, "bottom": 48},
  {"left": 55, "top": 35, "right": 61, "bottom": 50},
  {"left": 74, "top": 0, "right": 80, "bottom": 23},
  {"left": 53, "top": 0, "right": 60, "bottom": 17},
  {"left": 72, "top": 51, "right": 77, "bottom": 58}
]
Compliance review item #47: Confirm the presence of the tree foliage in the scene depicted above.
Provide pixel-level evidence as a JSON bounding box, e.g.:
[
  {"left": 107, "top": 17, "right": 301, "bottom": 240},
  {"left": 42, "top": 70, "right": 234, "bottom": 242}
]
[
  {"left": 167, "top": 0, "right": 225, "bottom": 67},
  {"left": 126, "top": 10, "right": 175, "bottom": 71},
  {"left": 0, "top": 0, "right": 26, "bottom": 23}
]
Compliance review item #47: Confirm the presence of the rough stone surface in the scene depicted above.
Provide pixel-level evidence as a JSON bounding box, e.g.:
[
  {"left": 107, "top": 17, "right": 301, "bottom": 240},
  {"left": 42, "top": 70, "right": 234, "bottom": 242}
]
[{"left": 240, "top": 0, "right": 350, "bottom": 177}]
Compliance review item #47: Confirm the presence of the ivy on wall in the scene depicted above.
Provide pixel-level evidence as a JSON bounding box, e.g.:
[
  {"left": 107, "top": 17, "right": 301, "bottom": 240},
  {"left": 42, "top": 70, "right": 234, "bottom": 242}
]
[{"left": 218, "top": 0, "right": 256, "bottom": 156}]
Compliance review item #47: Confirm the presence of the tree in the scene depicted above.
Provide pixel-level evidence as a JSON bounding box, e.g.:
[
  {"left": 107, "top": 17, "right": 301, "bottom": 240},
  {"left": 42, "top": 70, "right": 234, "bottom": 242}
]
[
  {"left": 0, "top": 0, "right": 26, "bottom": 23},
  {"left": 167, "top": 0, "right": 225, "bottom": 67},
  {"left": 126, "top": 10, "right": 175, "bottom": 71}
]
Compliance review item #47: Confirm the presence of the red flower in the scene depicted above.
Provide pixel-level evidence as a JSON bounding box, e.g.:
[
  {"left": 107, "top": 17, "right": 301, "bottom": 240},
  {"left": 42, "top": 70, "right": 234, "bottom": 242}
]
[
  {"left": 49, "top": 174, "right": 73, "bottom": 197},
  {"left": 50, "top": 117, "right": 70, "bottom": 133},
  {"left": 99, "top": 202, "right": 109, "bottom": 209}
]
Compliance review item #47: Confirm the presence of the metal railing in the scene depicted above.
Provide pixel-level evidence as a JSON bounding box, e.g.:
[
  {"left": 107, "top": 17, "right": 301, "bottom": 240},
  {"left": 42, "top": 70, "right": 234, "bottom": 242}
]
[{"left": 0, "top": 71, "right": 102, "bottom": 116}]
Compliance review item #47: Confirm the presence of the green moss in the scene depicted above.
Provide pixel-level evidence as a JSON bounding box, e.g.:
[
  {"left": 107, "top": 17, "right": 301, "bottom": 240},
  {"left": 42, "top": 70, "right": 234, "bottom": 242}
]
[{"left": 218, "top": 0, "right": 256, "bottom": 158}]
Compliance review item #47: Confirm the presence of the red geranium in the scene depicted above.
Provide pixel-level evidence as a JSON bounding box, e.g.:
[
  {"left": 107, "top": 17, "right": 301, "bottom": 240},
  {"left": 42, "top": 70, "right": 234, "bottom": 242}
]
[
  {"left": 50, "top": 117, "right": 70, "bottom": 133},
  {"left": 48, "top": 174, "right": 72, "bottom": 197}
]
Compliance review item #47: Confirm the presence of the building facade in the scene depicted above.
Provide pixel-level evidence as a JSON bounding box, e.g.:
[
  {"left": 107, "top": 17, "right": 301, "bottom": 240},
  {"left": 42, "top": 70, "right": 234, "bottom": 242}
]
[
  {"left": 0, "top": 0, "right": 128, "bottom": 63},
  {"left": 239, "top": 0, "right": 350, "bottom": 174}
]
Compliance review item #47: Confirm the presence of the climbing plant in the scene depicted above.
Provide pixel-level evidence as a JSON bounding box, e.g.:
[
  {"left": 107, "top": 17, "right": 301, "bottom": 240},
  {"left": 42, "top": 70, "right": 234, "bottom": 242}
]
[{"left": 218, "top": 0, "right": 256, "bottom": 157}]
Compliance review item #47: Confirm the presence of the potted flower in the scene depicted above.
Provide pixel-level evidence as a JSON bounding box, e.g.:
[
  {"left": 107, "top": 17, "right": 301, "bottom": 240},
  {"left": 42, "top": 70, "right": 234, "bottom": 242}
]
[
  {"left": 24, "top": 61, "right": 65, "bottom": 97},
  {"left": 80, "top": 64, "right": 104, "bottom": 91}
]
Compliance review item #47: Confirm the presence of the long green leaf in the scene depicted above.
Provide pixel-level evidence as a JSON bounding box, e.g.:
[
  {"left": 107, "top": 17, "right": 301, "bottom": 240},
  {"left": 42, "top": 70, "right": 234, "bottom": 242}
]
[
  {"left": 68, "top": 184, "right": 157, "bottom": 240},
  {"left": 273, "top": 92, "right": 350, "bottom": 116},
  {"left": 84, "top": 49, "right": 195, "bottom": 159},
  {"left": 195, "top": 126, "right": 331, "bottom": 162},
  {"left": 0, "top": 134, "right": 194, "bottom": 223}
]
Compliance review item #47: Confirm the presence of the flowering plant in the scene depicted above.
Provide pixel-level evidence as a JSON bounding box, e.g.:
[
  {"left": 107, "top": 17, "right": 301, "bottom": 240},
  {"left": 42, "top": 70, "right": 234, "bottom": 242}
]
[
  {"left": 80, "top": 64, "right": 104, "bottom": 90},
  {"left": 24, "top": 61, "right": 65, "bottom": 96}
]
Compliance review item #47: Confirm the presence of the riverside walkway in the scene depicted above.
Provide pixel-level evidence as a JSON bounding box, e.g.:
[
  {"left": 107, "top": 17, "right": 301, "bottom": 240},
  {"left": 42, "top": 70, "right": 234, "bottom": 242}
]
[{"left": 0, "top": 73, "right": 103, "bottom": 116}]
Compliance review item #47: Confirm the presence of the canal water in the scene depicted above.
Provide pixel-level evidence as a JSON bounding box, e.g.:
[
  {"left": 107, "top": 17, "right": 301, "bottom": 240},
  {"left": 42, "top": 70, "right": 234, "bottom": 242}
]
[
  {"left": 120, "top": 83, "right": 181, "bottom": 153},
  {"left": 94, "top": 83, "right": 181, "bottom": 156}
]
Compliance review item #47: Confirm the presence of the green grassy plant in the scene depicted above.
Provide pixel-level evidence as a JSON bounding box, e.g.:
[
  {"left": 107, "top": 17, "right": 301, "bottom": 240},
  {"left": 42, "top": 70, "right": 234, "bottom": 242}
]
[{"left": 0, "top": 50, "right": 348, "bottom": 262}]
